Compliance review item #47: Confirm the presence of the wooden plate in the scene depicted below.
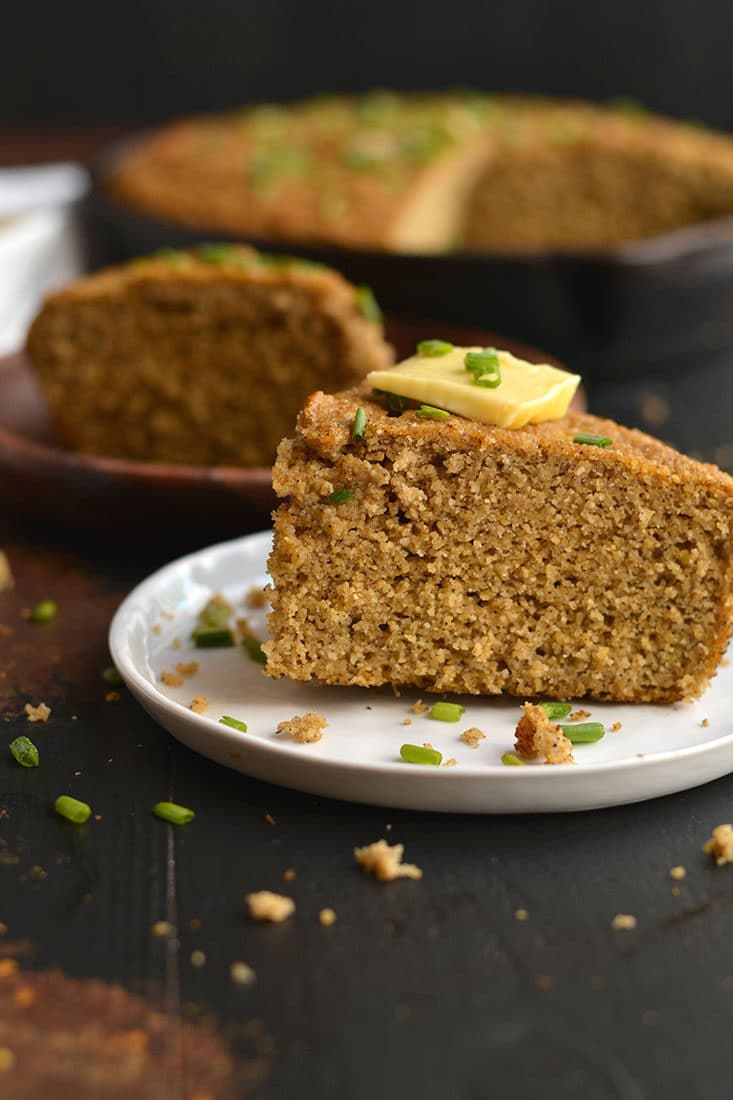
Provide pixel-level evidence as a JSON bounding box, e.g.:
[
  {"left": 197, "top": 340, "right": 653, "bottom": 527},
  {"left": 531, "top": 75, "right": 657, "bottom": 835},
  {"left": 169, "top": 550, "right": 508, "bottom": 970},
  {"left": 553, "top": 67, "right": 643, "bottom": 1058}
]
[{"left": 0, "top": 317, "right": 580, "bottom": 544}]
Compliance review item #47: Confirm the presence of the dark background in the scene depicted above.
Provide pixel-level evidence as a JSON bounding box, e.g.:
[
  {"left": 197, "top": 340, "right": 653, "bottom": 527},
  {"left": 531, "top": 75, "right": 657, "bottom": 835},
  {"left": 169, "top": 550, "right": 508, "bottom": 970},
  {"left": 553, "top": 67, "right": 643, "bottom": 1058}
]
[{"left": 2, "top": 0, "right": 732, "bottom": 128}]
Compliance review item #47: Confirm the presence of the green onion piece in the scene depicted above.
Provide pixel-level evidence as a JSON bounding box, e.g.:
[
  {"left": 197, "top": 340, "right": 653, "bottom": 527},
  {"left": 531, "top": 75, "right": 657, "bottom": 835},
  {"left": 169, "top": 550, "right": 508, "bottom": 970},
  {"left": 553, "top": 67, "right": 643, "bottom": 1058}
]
[
  {"left": 351, "top": 407, "right": 367, "bottom": 443},
  {"left": 385, "top": 392, "right": 407, "bottom": 415},
  {"left": 429, "top": 701, "right": 465, "bottom": 722},
  {"left": 242, "top": 636, "right": 267, "bottom": 665},
  {"left": 102, "top": 665, "right": 123, "bottom": 685},
  {"left": 356, "top": 285, "right": 382, "bottom": 323},
  {"left": 415, "top": 405, "right": 451, "bottom": 420},
  {"left": 30, "top": 599, "right": 57, "bottom": 623},
  {"left": 473, "top": 369, "right": 502, "bottom": 389},
  {"left": 219, "top": 715, "right": 248, "bottom": 732},
  {"left": 501, "top": 752, "right": 527, "bottom": 767},
  {"left": 539, "top": 701, "right": 573, "bottom": 720},
  {"left": 328, "top": 488, "right": 354, "bottom": 504},
  {"left": 400, "top": 743, "right": 443, "bottom": 766},
  {"left": 573, "top": 433, "right": 612, "bottom": 448},
  {"left": 417, "top": 339, "right": 453, "bottom": 357},
  {"left": 560, "top": 722, "right": 605, "bottom": 743},
  {"left": 55, "top": 795, "right": 91, "bottom": 824},
  {"left": 196, "top": 242, "right": 239, "bottom": 264},
  {"left": 10, "top": 736, "right": 39, "bottom": 768},
  {"left": 191, "top": 628, "right": 235, "bottom": 648},
  {"left": 464, "top": 349, "right": 502, "bottom": 389},
  {"left": 153, "top": 801, "right": 195, "bottom": 825}
]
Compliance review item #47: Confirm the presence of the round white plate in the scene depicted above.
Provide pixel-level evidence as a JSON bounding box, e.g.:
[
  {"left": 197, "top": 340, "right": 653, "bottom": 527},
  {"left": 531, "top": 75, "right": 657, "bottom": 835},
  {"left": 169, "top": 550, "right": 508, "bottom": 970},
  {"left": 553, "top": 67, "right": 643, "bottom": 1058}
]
[{"left": 109, "top": 531, "right": 733, "bottom": 814}]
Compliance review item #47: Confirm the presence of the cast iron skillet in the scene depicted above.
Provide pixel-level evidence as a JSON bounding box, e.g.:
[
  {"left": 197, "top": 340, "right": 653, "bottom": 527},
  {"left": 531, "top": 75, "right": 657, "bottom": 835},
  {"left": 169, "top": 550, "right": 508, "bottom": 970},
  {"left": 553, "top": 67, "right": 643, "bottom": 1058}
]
[{"left": 85, "top": 133, "right": 733, "bottom": 382}]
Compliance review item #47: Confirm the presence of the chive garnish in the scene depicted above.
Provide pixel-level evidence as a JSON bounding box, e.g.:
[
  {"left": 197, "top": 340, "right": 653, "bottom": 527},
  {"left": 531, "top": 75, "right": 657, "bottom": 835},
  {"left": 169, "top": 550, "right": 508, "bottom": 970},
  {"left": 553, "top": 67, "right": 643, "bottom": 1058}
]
[
  {"left": 429, "top": 702, "right": 465, "bottom": 722},
  {"left": 197, "top": 242, "right": 240, "bottom": 264},
  {"left": 539, "top": 701, "right": 573, "bottom": 720},
  {"left": 102, "top": 665, "right": 123, "bottom": 685},
  {"left": 242, "top": 636, "right": 267, "bottom": 665},
  {"left": 356, "top": 286, "right": 382, "bottom": 323},
  {"left": 153, "top": 801, "right": 195, "bottom": 825},
  {"left": 573, "top": 433, "right": 612, "bottom": 448},
  {"left": 464, "top": 348, "right": 501, "bottom": 388},
  {"left": 55, "top": 795, "right": 91, "bottom": 824},
  {"left": 560, "top": 722, "right": 605, "bottom": 743},
  {"left": 400, "top": 743, "right": 443, "bottom": 766},
  {"left": 385, "top": 392, "right": 407, "bottom": 416},
  {"left": 352, "top": 407, "right": 367, "bottom": 442},
  {"left": 328, "top": 488, "right": 354, "bottom": 504},
  {"left": 415, "top": 405, "right": 451, "bottom": 420},
  {"left": 219, "top": 715, "right": 248, "bottom": 732},
  {"left": 10, "top": 736, "right": 39, "bottom": 768},
  {"left": 417, "top": 339, "right": 453, "bottom": 357},
  {"left": 501, "top": 752, "right": 526, "bottom": 766},
  {"left": 191, "top": 628, "right": 236, "bottom": 648},
  {"left": 30, "top": 599, "right": 57, "bottom": 623}
]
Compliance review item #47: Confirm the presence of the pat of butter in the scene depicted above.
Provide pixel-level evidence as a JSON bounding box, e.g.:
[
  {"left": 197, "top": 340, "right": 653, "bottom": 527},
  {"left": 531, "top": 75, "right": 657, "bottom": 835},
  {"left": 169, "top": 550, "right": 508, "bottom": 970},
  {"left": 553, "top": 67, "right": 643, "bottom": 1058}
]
[{"left": 367, "top": 347, "right": 580, "bottom": 429}]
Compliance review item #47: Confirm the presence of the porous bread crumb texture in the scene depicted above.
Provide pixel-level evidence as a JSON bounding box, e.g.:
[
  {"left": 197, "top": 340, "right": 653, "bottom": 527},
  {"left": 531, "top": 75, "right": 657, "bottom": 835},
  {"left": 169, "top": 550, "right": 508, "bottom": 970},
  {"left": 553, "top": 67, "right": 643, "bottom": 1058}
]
[
  {"left": 189, "top": 694, "right": 208, "bottom": 714},
  {"left": 26, "top": 249, "right": 392, "bottom": 468},
  {"left": 514, "top": 703, "right": 575, "bottom": 766},
  {"left": 24, "top": 702, "right": 50, "bottom": 723},
  {"left": 703, "top": 823, "right": 733, "bottom": 866},
  {"left": 611, "top": 914, "right": 637, "bottom": 931},
  {"left": 246, "top": 891, "right": 295, "bottom": 923},
  {"left": 569, "top": 708, "right": 591, "bottom": 721},
  {"left": 265, "top": 390, "right": 733, "bottom": 703},
  {"left": 412, "top": 700, "right": 430, "bottom": 714},
  {"left": 354, "top": 838, "right": 423, "bottom": 882},
  {"left": 276, "top": 711, "right": 327, "bottom": 743},
  {"left": 460, "top": 727, "right": 486, "bottom": 748}
]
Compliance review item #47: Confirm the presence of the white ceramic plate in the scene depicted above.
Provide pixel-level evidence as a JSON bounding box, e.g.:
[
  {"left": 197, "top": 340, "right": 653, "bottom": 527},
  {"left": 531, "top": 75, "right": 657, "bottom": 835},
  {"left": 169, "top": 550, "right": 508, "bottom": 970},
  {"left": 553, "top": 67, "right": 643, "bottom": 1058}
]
[{"left": 109, "top": 531, "right": 733, "bottom": 814}]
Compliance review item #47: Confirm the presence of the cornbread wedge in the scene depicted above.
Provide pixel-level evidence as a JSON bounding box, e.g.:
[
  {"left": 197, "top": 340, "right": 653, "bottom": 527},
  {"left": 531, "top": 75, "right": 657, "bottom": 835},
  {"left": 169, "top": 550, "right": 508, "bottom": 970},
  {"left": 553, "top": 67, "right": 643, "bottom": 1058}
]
[
  {"left": 265, "top": 389, "right": 733, "bottom": 702},
  {"left": 26, "top": 246, "right": 391, "bottom": 467}
]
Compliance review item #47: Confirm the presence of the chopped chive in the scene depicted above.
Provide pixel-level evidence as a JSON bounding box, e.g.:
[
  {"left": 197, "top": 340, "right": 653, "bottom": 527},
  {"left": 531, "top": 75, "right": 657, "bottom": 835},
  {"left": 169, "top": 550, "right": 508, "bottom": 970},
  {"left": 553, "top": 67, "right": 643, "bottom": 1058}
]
[
  {"left": 539, "top": 701, "right": 573, "bottom": 720},
  {"left": 102, "top": 665, "right": 123, "bottom": 685},
  {"left": 560, "top": 722, "right": 605, "bottom": 743},
  {"left": 242, "top": 635, "right": 267, "bottom": 665},
  {"left": 415, "top": 405, "right": 451, "bottom": 420},
  {"left": 10, "top": 736, "right": 39, "bottom": 768},
  {"left": 30, "top": 599, "right": 57, "bottom": 623},
  {"left": 191, "top": 628, "right": 235, "bottom": 648},
  {"left": 417, "top": 339, "right": 453, "bottom": 357},
  {"left": 573, "top": 433, "right": 612, "bottom": 448},
  {"left": 153, "top": 801, "right": 195, "bottom": 825},
  {"left": 501, "top": 752, "right": 527, "bottom": 766},
  {"left": 429, "top": 701, "right": 465, "bottom": 722},
  {"left": 385, "top": 392, "right": 407, "bottom": 416},
  {"left": 356, "top": 285, "right": 382, "bottom": 323},
  {"left": 219, "top": 715, "right": 248, "bottom": 732},
  {"left": 464, "top": 347, "right": 502, "bottom": 388},
  {"left": 328, "top": 488, "right": 354, "bottom": 504},
  {"left": 400, "top": 743, "right": 443, "bottom": 766},
  {"left": 54, "top": 795, "right": 91, "bottom": 824},
  {"left": 351, "top": 407, "right": 367, "bottom": 442}
]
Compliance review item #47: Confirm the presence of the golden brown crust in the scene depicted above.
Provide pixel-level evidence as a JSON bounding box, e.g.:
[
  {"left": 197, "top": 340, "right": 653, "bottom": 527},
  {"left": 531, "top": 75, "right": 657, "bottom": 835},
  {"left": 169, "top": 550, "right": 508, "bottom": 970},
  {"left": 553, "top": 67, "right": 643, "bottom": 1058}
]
[{"left": 514, "top": 702, "right": 575, "bottom": 765}]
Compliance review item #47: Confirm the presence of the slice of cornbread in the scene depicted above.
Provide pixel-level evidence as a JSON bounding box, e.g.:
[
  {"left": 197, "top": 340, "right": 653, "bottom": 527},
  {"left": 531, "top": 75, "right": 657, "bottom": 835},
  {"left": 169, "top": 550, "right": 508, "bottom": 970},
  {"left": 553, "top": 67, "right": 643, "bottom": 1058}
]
[
  {"left": 26, "top": 246, "right": 391, "bottom": 467},
  {"left": 265, "top": 389, "right": 733, "bottom": 702}
]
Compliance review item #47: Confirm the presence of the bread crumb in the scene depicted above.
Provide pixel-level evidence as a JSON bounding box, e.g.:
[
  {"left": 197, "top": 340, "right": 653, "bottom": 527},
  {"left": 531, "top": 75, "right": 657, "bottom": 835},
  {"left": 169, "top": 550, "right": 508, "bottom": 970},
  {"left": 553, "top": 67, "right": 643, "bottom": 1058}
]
[
  {"left": 264, "top": 813, "right": 276, "bottom": 826},
  {"left": 190, "top": 694, "right": 208, "bottom": 714},
  {"left": 24, "top": 702, "right": 50, "bottom": 723},
  {"left": 569, "top": 709, "right": 591, "bottom": 721},
  {"left": 0, "top": 1047, "right": 16, "bottom": 1073},
  {"left": 611, "top": 913, "right": 637, "bottom": 931},
  {"left": 671, "top": 886, "right": 682, "bottom": 897},
  {"left": 189, "top": 917, "right": 202, "bottom": 930},
  {"left": 172, "top": 638, "right": 182, "bottom": 650},
  {"left": 701, "top": 717, "right": 710, "bottom": 728},
  {"left": 105, "top": 691, "right": 121, "bottom": 703},
  {"left": 536, "top": 975, "right": 553, "bottom": 991},
  {"left": 160, "top": 670, "right": 184, "bottom": 687},
  {"left": 175, "top": 661, "right": 199, "bottom": 678},
  {"left": 669, "top": 865, "right": 686, "bottom": 880},
  {"left": 703, "top": 823, "right": 733, "bottom": 866},
  {"left": 246, "top": 891, "right": 295, "bottom": 922},
  {"left": 402, "top": 718, "right": 412, "bottom": 726},
  {"left": 411, "top": 699, "right": 429, "bottom": 714},
  {"left": 514, "top": 702, "right": 574, "bottom": 765},
  {"left": 283, "top": 868, "right": 296, "bottom": 882},
  {"left": 443, "top": 757, "right": 458, "bottom": 767},
  {"left": 460, "top": 727, "right": 486, "bottom": 748},
  {"left": 151, "top": 920, "right": 174, "bottom": 938},
  {"left": 354, "top": 838, "right": 422, "bottom": 882},
  {"left": 0, "top": 552, "right": 14, "bottom": 593},
  {"left": 190, "top": 949, "right": 206, "bottom": 967},
  {"left": 277, "top": 711, "right": 327, "bottom": 744},
  {"left": 319, "top": 908, "right": 337, "bottom": 926},
  {"left": 152, "top": 623, "right": 162, "bottom": 636},
  {"left": 230, "top": 961, "right": 256, "bottom": 985},
  {"left": 245, "top": 586, "right": 269, "bottom": 610},
  {"left": 422, "top": 742, "right": 433, "bottom": 750},
  {"left": 611, "top": 721, "right": 623, "bottom": 732},
  {"left": 0, "top": 959, "right": 19, "bottom": 977},
  {"left": 515, "top": 908, "right": 529, "bottom": 921}
]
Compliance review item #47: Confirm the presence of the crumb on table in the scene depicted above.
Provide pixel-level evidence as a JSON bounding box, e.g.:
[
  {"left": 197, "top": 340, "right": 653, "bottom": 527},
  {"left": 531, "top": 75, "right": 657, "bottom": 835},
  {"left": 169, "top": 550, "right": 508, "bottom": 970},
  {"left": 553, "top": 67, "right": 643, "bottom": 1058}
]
[
  {"left": 264, "top": 813, "right": 276, "bottom": 826},
  {"left": 514, "top": 702, "right": 574, "bottom": 765},
  {"left": 190, "top": 695, "right": 208, "bottom": 714},
  {"left": 412, "top": 699, "right": 430, "bottom": 715},
  {"left": 514, "top": 908, "right": 529, "bottom": 921},
  {"left": 105, "top": 691, "right": 121, "bottom": 703},
  {"left": 151, "top": 920, "right": 174, "bottom": 938},
  {"left": 246, "top": 891, "right": 295, "bottom": 923},
  {"left": 354, "top": 838, "right": 422, "bottom": 882},
  {"left": 460, "top": 727, "right": 486, "bottom": 748},
  {"left": 610, "top": 913, "right": 637, "bottom": 931},
  {"left": 319, "top": 908, "right": 337, "bottom": 927},
  {"left": 230, "top": 961, "right": 256, "bottom": 985},
  {"left": 160, "top": 670, "right": 184, "bottom": 687},
  {"left": 277, "top": 711, "right": 327, "bottom": 743},
  {"left": 283, "top": 868, "right": 296, "bottom": 882},
  {"left": 669, "top": 865, "right": 686, "bottom": 881},
  {"left": 703, "top": 823, "right": 733, "bottom": 866},
  {"left": 24, "top": 702, "right": 50, "bottom": 723},
  {"left": 175, "top": 661, "right": 199, "bottom": 678},
  {"left": 245, "top": 585, "right": 269, "bottom": 610}
]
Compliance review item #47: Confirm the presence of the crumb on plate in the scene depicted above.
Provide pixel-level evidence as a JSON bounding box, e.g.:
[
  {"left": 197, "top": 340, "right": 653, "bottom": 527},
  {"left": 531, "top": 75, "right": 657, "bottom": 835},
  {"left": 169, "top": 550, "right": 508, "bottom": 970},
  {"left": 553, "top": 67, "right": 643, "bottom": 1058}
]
[
  {"left": 189, "top": 694, "right": 208, "bottom": 714},
  {"left": 611, "top": 721, "right": 623, "bottom": 732},
  {"left": 175, "top": 661, "right": 199, "bottom": 678},
  {"left": 701, "top": 717, "right": 710, "bottom": 728},
  {"left": 514, "top": 702, "right": 574, "bottom": 765},
  {"left": 160, "top": 670, "right": 184, "bottom": 687},
  {"left": 443, "top": 757, "right": 458, "bottom": 767},
  {"left": 460, "top": 727, "right": 486, "bottom": 748},
  {"left": 569, "top": 709, "right": 591, "bottom": 721},
  {"left": 245, "top": 585, "right": 269, "bottom": 610},
  {"left": 412, "top": 699, "right": 430, "bottom": 714},
  {"left": 277, "top": 711, "right": 327, "bottom": 743},
  {"left": 354, "top": 838, "right": 422, "bottom": 882}
]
